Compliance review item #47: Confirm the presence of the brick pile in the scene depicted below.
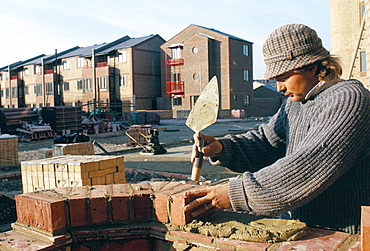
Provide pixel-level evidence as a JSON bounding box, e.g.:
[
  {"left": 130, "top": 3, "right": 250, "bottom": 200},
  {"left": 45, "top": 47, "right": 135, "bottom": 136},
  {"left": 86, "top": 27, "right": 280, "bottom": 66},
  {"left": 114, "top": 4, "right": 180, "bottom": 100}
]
[
  {"left": 21, "top": 155, "right": 125, "bottom": 193},
  {"left": 0, "top": 182, "right": 364, "bottom": 250},
  {"left": 0, "top": 134, "right": 18, "bottom": 167},
  {"left": 52, "top": 142, "right": 95, "bottom": 156}
]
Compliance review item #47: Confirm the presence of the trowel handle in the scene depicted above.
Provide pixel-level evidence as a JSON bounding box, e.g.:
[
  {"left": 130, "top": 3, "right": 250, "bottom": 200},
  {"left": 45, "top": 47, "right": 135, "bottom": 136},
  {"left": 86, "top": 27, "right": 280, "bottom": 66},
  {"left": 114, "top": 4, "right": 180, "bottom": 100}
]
[{"left": 191, "top": 134, "right": 204, "bottom": 181}]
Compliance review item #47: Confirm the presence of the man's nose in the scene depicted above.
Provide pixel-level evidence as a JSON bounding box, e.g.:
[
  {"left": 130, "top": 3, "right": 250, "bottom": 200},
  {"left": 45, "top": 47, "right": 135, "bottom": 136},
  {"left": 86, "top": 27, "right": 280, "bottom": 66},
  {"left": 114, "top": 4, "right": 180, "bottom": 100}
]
[{"left": 277, "top": 82, "right": 286, "bottom": 93}]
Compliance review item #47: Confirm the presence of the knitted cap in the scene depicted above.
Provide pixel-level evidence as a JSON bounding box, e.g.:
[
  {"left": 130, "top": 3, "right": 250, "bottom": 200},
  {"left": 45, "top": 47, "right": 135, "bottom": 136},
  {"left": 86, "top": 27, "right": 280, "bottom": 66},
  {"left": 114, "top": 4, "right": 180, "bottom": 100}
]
[{"left": 263, "top": 24, "right": 329, "bottom": 79}]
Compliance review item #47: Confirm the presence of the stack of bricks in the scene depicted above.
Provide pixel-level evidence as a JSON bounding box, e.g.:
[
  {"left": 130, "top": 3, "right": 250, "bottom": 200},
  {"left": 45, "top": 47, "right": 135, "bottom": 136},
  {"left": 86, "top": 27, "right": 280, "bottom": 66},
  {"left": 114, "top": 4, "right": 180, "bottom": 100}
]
[
  {"left": 52, "top": 142, "right": 95, "bottom": 156},
  {"left": 21, "top": 155, "right": 125, "bottom": 193},
  {"left": 0, "top": 181, "right": 363, "bottom": 250},
  {"left": 126, "top": 124, "right": 152, "bottom": 146},
  {"left": 0, "top": 134, "right": 18, "bottom": 167}
]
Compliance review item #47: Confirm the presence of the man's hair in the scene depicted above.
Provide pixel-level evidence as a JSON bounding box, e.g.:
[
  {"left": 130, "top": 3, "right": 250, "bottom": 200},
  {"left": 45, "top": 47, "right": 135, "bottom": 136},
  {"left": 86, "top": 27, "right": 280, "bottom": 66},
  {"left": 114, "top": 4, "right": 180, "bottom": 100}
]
[{"left": 296, "top": 55, "right": 343, "bottom": 81}]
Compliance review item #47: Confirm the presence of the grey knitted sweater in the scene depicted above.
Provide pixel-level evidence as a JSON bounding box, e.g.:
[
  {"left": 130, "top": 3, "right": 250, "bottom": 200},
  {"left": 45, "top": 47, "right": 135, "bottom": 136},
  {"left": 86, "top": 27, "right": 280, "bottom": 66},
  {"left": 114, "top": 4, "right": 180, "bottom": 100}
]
[{"left": 212, "top": 79, "right": 370, "bottom": 234}]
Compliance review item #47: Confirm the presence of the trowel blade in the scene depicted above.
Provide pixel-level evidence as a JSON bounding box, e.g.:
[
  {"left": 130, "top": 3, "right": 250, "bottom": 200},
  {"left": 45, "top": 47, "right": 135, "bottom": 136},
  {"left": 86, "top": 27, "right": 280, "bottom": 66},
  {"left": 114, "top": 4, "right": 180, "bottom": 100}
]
[{"left": 185, "top": 76, "right": 219, "bottom": 132}]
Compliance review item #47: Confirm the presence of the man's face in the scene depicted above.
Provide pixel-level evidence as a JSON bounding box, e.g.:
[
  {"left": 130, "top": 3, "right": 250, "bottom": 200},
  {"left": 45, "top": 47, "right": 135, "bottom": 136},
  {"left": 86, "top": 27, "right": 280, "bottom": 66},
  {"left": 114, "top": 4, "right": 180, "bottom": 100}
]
[{"left": 274, "top": 68, "right": 319, "bottom": 102}]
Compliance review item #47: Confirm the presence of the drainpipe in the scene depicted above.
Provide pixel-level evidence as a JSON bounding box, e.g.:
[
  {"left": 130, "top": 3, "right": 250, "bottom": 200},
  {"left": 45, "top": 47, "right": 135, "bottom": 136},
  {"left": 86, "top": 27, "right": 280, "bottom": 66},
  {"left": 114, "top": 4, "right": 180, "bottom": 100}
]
[
  {"left": 42, "top": 58, "right": 46, "bottom": 107},
  {"left": 8, "top": 65, "right": 11, "bottom": 108},
  {"left": 92, "top": 48, "right": 97, "bottom": 111}
]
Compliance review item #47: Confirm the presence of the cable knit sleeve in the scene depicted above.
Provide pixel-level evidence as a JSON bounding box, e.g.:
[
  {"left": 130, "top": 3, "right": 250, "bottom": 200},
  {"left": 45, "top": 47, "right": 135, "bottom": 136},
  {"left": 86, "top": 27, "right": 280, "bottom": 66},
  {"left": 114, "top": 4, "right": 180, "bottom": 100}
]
[{"left": 225, "top": 80, "right": 370, "bottom": 214}]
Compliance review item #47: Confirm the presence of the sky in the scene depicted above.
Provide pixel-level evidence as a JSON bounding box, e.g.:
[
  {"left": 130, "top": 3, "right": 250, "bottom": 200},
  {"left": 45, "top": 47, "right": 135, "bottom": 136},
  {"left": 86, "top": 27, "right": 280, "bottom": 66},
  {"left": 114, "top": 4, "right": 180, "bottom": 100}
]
[{"left": 0, "top": 0, "right": 330, "bottom": 79}]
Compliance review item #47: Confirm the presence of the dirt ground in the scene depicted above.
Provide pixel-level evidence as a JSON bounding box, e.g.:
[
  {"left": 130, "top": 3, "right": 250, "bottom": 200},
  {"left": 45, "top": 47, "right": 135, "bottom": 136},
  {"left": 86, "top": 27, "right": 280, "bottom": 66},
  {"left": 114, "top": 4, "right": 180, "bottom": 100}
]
[{"left": 0, "top": 118, "right": 264, "bottom": 231}]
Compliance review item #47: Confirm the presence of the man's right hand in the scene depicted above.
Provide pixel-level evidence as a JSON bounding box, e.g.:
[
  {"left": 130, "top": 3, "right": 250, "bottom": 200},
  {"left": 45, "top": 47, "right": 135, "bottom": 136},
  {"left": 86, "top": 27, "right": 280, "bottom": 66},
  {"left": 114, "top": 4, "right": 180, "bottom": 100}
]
[{"left": 191, "top": 133, "right": 223, "bottom": 163}]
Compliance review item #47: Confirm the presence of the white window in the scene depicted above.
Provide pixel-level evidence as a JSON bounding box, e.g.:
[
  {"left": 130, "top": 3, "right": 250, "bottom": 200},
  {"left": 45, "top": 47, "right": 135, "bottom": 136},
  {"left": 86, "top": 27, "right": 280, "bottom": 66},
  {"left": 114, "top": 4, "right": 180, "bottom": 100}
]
[
  {"left": 118, "top": 51, "right": 127, "bottom": 63},
  {"left": 62, "top": 60, "right": 69, "bottom": 70},
  {"left": 11, "top": 87, "right": 17, "bottom": 98},
  {"left": 120, "top": 75, "right": 127, "bottom": 86},
  {"left": 98, "top": 76, "right": 108, "bottom": 89},
  {"left": 46, "top": 82, "right": 53, "bottom": 95},
  {"left": 63, "top": 82, "right": 70, "bottom": 91},
  {"left": 244, "top": 95, "right": 250, "bottom": 107},
  {"left": 172, "top": 47, "right": 181, "bottom": 59},
  {"left": 243, "top": 44, "right": 249, "bottom": 56},
  {"left": 244, "top": 69, "right": 250, "bottom": 81},
  {"left": 24, "top": 67, "right": 29, "bottom": 76},
  {"left": 83, "top": 78, "right": 92, "bottom": 92},
  {"left": 361, "top": 51, "right": 367, "bottom": 72},
  {"left": 34, "top": 84, "right": 42, "bottom": 96},
  {"left": 34, "top": 65, "right": 41, "bottom": 74},
  {"left": 77, "top": 58, "right": 85, "bottom": 68}
]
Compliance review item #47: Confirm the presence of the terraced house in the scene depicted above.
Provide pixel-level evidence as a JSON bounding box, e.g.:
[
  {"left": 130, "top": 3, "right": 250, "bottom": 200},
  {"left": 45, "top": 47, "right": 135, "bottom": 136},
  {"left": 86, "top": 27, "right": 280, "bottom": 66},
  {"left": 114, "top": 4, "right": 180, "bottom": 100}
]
[
  {"left": 0, "top": 34, "right": 165, "bottom": 113},
  {"left": 160, "top": 24, "right": 254, "bottom": 117}
]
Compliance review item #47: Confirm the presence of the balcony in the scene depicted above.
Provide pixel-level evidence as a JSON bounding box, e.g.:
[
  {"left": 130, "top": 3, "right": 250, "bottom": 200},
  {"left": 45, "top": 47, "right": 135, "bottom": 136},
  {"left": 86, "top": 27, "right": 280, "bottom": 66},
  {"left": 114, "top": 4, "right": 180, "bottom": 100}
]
[
  {"left": 10, "top": 76, "right": 18, "bottom": 80},
  {"left": 96, "top": 62, "right": 108, "bottom": 68},
  {"left": 166, "top": 58, "right": 184, "bottom": 65},
  {"left": 166, "top": 81, "right": 184, "bottom": 96},
  {"left": 44, "top": 70, "right": 54, "bottom": 75}
]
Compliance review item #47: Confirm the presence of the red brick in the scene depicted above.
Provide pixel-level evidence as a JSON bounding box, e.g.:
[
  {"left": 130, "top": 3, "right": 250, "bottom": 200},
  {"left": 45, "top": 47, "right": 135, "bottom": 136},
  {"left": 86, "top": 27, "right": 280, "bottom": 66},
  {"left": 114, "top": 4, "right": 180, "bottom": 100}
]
[
  {"left": 111, "top": 184, "right": 131, "bottom": 222},
  {"left": 169, "top": 230, "right": 214, "bottom": 244},
  {"left": 15, "top": 191, "right": 67, "bottom": 234},
  {"left": 153, "top": 182, "right": 206, "bottom": 225},
  {"left": 362, "top": 206, "right": 370, "bottom": 251},
  {"left": 130, "top": 183, "right": 154, "bottom": 221},
  {"left": 89, "top": 185, "right": 109, "bottom": 224},
  {"left": 276, "top": 228, "right": 350, "bottom": 250},
  {"left": 68, "top": 186, "right": 89, "bottom": 227},
  {"left": 121, "top": 239, "right": 151, "bottom": 251},
  {"left": 215, "top": 237, "right": 271, "bottom": 251}
]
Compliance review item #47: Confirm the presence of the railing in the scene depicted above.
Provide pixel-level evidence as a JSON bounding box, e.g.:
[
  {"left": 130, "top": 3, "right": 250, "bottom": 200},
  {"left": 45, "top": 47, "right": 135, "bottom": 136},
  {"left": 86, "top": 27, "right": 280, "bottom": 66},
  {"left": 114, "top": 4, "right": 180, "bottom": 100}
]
[
  {"left": 166, "top": 59, "right": 184, "bottom": 65},
  {"left": 44, "top": 70, "right": 54, "bottom": 74},
  {"left": 166, "top": 81, "right": 184, "bottom": 95},
  {"left": 96, "top": 62, "right": 108, "bottom": 68}
]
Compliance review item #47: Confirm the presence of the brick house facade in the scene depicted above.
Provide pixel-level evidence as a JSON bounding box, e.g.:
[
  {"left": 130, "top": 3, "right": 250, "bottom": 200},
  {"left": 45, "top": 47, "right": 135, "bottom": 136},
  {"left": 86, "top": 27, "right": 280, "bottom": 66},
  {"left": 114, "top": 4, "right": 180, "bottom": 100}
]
[
  {"left": 160, "top": 25, "right": 254, "bottom": 117},
  {"left": 331, "top": 0, "right": 370, "bottom": 90},
  {"left": 0, "top": 34, "right": 165, "bottom": 113}
]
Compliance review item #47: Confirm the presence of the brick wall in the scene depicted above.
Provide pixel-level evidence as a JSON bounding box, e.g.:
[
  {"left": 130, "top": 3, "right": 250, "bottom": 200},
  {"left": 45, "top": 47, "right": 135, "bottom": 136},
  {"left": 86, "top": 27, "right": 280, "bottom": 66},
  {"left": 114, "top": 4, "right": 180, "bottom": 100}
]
[{"left": 0, "top": 181, "right": 363, "bottom": 250}]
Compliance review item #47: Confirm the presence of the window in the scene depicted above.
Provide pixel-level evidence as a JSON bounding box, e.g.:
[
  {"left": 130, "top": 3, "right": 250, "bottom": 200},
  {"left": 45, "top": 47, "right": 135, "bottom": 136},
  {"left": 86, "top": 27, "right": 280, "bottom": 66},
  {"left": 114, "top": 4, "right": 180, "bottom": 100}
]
[
  {"left": 24, "top": 67, "right": 29, "bottom": 76},
  {"left": 360, "top": 3, "right": 366, "bottom": 22},
  {"left": 24, "top": 86, "right": 29, "bottom": 94},
  {"left": 63, "top": 82, "right": 70, "bottom": 91},
  {"left": 34, "top": 84, "right": 42, "bottom": 96},
  {"left": 172, "top": 47, "right": 181, "bottom": 59},
  {"left": 173, "top": 96, "right": 182, "bottom": 106},
  {"left": 77, "top": 80, "right": 83, "bottom": 90},
  {"left": 5, "top": 88, "right": 9, "bottom": 99},
  {"left": 98, "top": 76, "right": 108, "bottom": 89},
  {"left": 244, "top": 94, "right": 250, "bottom": 107},
  {"left": 232, "top": 94, "right": 237, "bottom": 101},
  {"left": 243, "top": 44, "right": 249, "bottom": 56},
  {"left": 193, "top": 73, "right": 199, "bottom": 80},
  {"left": 0, "top": 73, "right": 2, "bottom": 80},
  {"left": 244, "top": 69, "right": 250, "bottom": 81},
  {"left": 77, "top": 58, "right": 85, "bottom": 68},
  {"left": 46, "top": 82, "right": 53, "bottom": 95},
  {"left": 34, "top": 65, "right": 41, "bottom": 75},
  {"left": 118, "top": 51, "right": 127, "bottom": 63},
  {"left": 120, "top": 75, "right": 127, "bottom": 86},
  {"left": 78, "top": 78, "right": 92, "bottom": 92},
  {"left": 11, "top": 87, "right": 17, "bottom": 98},
  {"left": 62, "top": 60, "right": 69, "bottom": 70},
  {"left": 192, "top": 47, "right": 198, "bottom": 54},
  {"left": 361, "top": 51, "right": 367, "bottom": 72}
]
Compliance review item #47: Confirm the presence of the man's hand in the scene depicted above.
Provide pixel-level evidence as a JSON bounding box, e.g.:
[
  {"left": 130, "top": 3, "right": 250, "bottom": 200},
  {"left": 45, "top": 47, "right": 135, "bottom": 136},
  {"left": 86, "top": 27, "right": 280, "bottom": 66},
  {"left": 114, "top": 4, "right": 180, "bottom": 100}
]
[
  {"left": 183, "top": 184, "right": 231, "bottom": 218},
  {"left": 191, "top": 134, "right": 223, "bottom": 163}
]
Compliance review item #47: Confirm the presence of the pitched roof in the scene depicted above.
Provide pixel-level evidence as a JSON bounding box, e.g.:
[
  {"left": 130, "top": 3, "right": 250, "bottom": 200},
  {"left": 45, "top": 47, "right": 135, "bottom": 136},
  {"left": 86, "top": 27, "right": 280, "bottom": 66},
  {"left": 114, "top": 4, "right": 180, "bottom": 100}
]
[{"left": 192, "top": 24, "right": 253, "bottom": 43}]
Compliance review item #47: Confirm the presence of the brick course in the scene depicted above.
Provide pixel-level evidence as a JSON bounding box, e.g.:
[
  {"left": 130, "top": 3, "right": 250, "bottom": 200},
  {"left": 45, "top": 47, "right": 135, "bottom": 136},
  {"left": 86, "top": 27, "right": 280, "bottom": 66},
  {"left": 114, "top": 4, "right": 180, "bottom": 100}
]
[{"left": 2, "top": 181, "right": 363, "bottom": 250}]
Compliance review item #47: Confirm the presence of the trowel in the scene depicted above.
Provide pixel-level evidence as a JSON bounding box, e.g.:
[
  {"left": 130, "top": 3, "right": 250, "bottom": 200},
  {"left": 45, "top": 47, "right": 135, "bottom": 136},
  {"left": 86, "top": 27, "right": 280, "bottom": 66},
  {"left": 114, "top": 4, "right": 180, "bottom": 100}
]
[{"left": 186, "top": 76, "right": 219, "bottom": 181}]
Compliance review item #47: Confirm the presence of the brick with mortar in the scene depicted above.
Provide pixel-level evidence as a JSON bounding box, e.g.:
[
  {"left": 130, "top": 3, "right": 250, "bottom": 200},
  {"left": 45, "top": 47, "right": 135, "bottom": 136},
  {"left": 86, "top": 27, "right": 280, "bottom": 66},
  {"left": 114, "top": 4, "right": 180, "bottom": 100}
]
[{"left": 15, "top": 191, "right": 67, "bottom": 234}]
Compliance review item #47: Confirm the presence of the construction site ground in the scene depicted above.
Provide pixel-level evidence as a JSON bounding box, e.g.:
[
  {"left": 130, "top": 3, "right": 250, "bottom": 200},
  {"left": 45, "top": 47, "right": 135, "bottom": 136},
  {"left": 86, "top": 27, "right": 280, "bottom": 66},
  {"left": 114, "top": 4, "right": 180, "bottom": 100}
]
[{"left": 0, "top": 118, "right": 264, "bottom": 232}]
